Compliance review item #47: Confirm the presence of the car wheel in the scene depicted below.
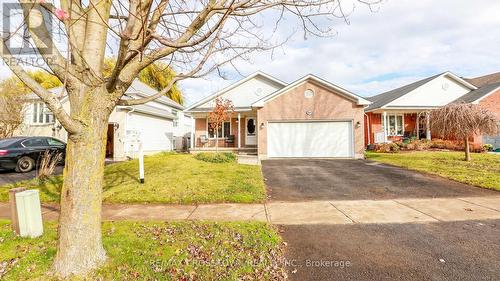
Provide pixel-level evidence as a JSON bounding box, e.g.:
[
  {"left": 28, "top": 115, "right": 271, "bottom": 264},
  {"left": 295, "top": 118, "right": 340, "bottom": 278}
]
[{"left": 15, "top": 156, "right": 35, "bottom": 173}]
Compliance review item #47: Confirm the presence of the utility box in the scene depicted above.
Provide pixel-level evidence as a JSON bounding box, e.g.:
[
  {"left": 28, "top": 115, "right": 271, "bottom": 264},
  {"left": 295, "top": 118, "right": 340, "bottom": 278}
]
[{"left": 14, "top": 190, "right": 43, "bottom": 238}]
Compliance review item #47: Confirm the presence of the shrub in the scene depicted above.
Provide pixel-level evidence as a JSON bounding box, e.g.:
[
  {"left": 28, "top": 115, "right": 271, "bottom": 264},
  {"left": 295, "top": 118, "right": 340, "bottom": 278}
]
[
  {"left": 483, "top": 144, "right": 494, "bottom": 152},
  {"left": 37, "top": 150, "right": 63, "bottom": 181},
  {"left": 194, "top": 152, "right": 236, "bottom": 163},
  {"left": 374, "top": 142, "right": 400, "bottom": 153},
  {"left": 429, "top": 139, "right": 462, "bottom": 150},
  {"left": 405, "top": 139, "right": 431, "bottom": 151}
]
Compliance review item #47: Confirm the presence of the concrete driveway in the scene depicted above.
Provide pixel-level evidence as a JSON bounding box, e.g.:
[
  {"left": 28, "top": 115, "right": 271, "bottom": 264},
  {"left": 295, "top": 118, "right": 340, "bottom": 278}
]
[{"left": 262, "top": 159, "right": 497, "bottom": 201}]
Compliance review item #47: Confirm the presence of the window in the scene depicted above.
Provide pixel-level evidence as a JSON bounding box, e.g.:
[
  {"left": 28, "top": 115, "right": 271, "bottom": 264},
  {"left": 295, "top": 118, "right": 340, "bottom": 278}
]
[
  {"left": 386, "top": 114, "right": 404, "bottom": 136},
  {"left": 208, "top": 121, "right": 231, "bottom": 138},
  {"left": 32, "top": 102, "right": 54, "bottom": 124},
  {"left": 22, "top": 138, "right": 48, "bottom": 147},
  {"left": 47, "top": 138, "right": 65, "bottom": 147},
  {"left": 172, "top": 110, "right": 178, "bottom": 127},
  {"left": 247, "top": 118, "right": 256, "bottom": 136}
]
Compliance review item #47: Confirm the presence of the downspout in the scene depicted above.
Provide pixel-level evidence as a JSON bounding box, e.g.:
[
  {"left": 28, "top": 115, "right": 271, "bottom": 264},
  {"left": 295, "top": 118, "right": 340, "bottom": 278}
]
[{"left": 364, "top": 113, "right": 371, "bottom": 145}]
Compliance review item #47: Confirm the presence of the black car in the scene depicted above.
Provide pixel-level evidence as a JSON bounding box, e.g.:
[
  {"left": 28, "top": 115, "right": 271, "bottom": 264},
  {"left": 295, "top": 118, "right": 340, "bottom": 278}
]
[{"left": 0, "top": 136, "right": 66, "bottom": 173}]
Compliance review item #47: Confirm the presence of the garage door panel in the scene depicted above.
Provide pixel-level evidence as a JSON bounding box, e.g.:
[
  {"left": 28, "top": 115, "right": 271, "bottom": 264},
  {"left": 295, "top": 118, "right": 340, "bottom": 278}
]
[
  {"left": 129, "top": 113, "right": 173, "bottom": 152},
  {"left": 267, "top": 121, "right": 352, "bottom": 158}
]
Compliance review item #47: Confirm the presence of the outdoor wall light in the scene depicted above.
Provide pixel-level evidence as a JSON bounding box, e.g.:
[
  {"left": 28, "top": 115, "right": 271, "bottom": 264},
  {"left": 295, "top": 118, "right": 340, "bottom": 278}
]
[
  {"left": 113, "top": 123, "right": 120, "bottom": 130},
  {"left": 355, "top": 121, "right": 361, "bottom": 128},
  {"left": 306, "top": 111, "right": 313, "bottom": 116},
  {"left": 260, "top": 122, "right": 265, "bottom": 129}
]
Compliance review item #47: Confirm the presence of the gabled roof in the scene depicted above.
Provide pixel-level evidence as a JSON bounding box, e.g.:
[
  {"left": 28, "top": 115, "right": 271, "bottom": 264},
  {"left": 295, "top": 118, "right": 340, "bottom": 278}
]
[
  {"left": 252, "top": 74, "right": 371, "bottom": 107},
  {"left": 465, "top": 72, "right": 500, "bottom": 87},
  {"left": 126, "top": 80, "right": 184, "bottom": 110},
  {"left": 184, "top": 71, "right": 287, "bottom": 112},
  {"left": 365, "top": 71, "right": 477, "bottom": 111},
  {"left": 25, "top": 79, "right": 184, "bottom": 110},
  {"left": 454, "top": 82, "right": 500, "bottom": 104},
  {"left": 118, "top": 104, "right": 177, "bottom": 119}
]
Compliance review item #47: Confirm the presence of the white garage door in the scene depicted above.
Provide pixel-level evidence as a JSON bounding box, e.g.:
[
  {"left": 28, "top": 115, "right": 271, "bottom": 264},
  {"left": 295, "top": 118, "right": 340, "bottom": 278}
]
[
  {"left": 128, "top": 112, "right": 173, "bottom": 152},
  {"left": 267, "top": 121, "right": 353, "bottom": 158}
]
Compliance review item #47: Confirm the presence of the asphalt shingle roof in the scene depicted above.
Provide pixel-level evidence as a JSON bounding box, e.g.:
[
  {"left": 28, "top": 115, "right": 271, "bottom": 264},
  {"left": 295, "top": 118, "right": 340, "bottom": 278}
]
[
  {"left": 454, "top": 82, "right": 500, "bottom": 103},
  {"left": 465, "top": 72, "right": 500, "bottom": 87},
  {"left": 366, "top": 73, "right": 442, "bottom": 111}
]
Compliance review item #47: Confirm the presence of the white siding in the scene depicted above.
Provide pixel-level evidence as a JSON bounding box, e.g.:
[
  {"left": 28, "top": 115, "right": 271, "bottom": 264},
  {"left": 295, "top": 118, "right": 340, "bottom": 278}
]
[
  {"left": 196, "top": 76, "right": 284, "bottom": 109},
  {"left": 387, "top": 75, "right": 471, "bottom": 107}
]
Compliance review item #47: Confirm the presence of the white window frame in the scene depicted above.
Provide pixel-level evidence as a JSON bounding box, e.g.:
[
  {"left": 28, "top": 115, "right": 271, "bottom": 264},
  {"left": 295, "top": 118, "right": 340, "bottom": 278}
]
[
  {"left": 386, "top": 114, "right": 404, "bottom": 136},
  {"left": 207, "top": 120, "right": 231, "bottom": 139},
  {"left": 31, "top": 102, "right": 54, "bottom": 125},
  {"left": 172, "top": 109, "right": 178, "bottom": 127}
]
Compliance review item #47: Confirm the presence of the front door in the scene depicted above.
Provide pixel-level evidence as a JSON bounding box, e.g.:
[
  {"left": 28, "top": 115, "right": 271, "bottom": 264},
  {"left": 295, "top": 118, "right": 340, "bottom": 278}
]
[
  {"left": 106, "top": 124, "right": 114, "bottom": 158},
  {"left": 245, "top": 117, "right": 257, "bottom": 145}
]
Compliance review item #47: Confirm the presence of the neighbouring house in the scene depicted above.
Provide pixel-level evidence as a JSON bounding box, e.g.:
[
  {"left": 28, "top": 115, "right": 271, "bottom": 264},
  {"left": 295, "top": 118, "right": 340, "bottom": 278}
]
[
  {"left": 462, "top": 72, "right": 500, "bottom": 148},
  {"left": 185, "top": 72, "right": 370, "bottom": 159},
  {"left": 364, "top": 71, "right": 500, "bottom": 148},
  {"left": 17, "top": 79, "right": 192, "bottom": 160}
]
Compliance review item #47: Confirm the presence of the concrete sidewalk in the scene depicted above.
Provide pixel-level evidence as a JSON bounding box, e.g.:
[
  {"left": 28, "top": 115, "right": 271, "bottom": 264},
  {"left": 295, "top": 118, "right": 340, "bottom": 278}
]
[{"left": 1, "top": 196, "right": 499, "bottom": 224}]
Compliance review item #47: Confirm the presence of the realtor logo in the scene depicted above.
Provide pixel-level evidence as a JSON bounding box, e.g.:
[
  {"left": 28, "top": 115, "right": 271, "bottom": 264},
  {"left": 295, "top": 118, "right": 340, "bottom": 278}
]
[{"left": 2, "top": 2, "right": 54, "bottom": 56}]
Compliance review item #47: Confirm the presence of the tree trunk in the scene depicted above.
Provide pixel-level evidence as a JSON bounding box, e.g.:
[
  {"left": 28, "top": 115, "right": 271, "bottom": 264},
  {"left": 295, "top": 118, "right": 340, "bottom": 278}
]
[
  {"left": 52, "top": 101, "right": 110, "bottom": 277},
  {"left": 464, "top": 137, "right": 471, "bottom": 161}
]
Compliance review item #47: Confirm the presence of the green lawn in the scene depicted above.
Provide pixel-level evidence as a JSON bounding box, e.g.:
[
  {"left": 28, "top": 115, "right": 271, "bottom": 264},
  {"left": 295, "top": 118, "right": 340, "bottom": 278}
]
[
  {"left": 366, "top": 151, "right": 500, "bottom": 191},
  {"left": 0, "top": 220, "right": 285, "bottom": 280},
  {"left": 0, "top": 153, "right": 266, "bottom": 204}
]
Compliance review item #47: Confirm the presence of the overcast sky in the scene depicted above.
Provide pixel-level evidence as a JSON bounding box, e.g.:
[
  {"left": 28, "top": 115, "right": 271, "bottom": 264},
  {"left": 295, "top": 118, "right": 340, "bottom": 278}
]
[
  {"left": 1, "top": 0, "right": 499, "bottom": 106},
  {"left": 177, "top": 0, "right": 500, "bottom": 105}
]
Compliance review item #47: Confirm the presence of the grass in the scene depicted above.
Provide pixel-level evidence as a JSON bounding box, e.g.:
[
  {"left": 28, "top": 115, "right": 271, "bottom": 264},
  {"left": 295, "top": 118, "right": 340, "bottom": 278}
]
[
  {"left": 0, "top": 153, "right": 266, "bottom": 204},
  {"left": 194, "top": 152, "right": 237, "bottom": 163},
  {"left": 366, "top": 151, "right": 500, "bottom": 191},
  {"left": 0, "top": 220, "right": 285, "bottom": 280}
]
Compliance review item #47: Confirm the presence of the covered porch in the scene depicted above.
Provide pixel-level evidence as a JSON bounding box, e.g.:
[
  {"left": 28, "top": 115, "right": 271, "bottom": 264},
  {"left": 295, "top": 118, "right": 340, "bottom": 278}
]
[
  {"left": 189, "top": 109, "right": 258, "bottom": 150},
  {"left": 365, "top": 109, "right": 434, "bottom": 145}
]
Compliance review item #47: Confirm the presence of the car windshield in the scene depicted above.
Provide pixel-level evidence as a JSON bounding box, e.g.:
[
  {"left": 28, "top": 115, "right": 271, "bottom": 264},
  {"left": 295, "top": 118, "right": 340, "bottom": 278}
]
[{"left": 0, "top": 138, "right": 22, "bottom": 148}]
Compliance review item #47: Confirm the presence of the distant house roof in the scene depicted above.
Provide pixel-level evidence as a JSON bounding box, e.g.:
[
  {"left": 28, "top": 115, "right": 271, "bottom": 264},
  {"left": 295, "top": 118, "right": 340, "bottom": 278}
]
[
  {"left": 465, "top": 72, "right": 500, "bottom": 87},
  {"left": 454, "top": 82, "right": 500, "bottom": 104},
  {"left": 24, "top": 79, "right": 184, "bottom": 110},
  {"left": 119, "top": 104, "right": 177, "bottom": 119},
  {"left": 365, "top": 72, "right": 476, "bottom": 111},
  {"left": 366, "top": 73, "right": 442, "bottom": 111},
  {"left": 126, "top": 79, "right": 184, "bottom": 110}
]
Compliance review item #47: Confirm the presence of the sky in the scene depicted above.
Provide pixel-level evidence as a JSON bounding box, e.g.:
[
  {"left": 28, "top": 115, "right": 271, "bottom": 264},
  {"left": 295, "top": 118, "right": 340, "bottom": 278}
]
[
  {"left": 176, "top": 0, "right": 500, "bottom": 105},
  {"left": 1, "top": 0, "right": 499, "bottom": 106}
]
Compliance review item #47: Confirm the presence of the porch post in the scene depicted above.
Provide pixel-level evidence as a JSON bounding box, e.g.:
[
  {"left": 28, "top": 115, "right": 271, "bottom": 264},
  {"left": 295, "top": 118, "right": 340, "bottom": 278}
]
[
  {"left": 237, "top": 113, "right": 241, "bottom": 149},
  {"left": 382, "top": 111, "right": 388, "bottom": 142},
  {"left": 426, "top": 111, "right": 431, "bottom": 140},
  {"left": 190, "top": 118, "right": 195, "bottom": 149},
  {"left": 416, "top": 112, "right": 420, "bottom": 140}
]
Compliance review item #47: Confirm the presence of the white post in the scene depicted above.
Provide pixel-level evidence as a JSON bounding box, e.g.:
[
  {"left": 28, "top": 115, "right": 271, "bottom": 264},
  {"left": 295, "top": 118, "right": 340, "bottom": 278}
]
[
  {"left": 416, "top": 112, "right": 420, "bottom": 140},
  {"left": 139, "top": 143, "right": 145, "bottom": 184},
  {"left": 190, "top": 118, "right": 195, "bottom": 149},
  {"left": 426, "top": 111, "right": 431, "bottom": 140},
  {"left": 382, "top": 111, "right": 388, "bottom": 142},
  {"left": 237, "top": 113, "right": 241, "bottom": 149}
]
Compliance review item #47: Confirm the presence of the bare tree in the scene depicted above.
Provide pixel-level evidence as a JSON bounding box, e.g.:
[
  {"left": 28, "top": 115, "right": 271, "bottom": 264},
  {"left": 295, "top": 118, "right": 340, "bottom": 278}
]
[
  {"left": 208, "top": 97, "right": 234, "bottom": 152},
  {"left": 431, "top": 103, "right": 499, "bottom": 161},
  {"left": 0, "top": 0, "right": 378, "bottom": 276}
]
